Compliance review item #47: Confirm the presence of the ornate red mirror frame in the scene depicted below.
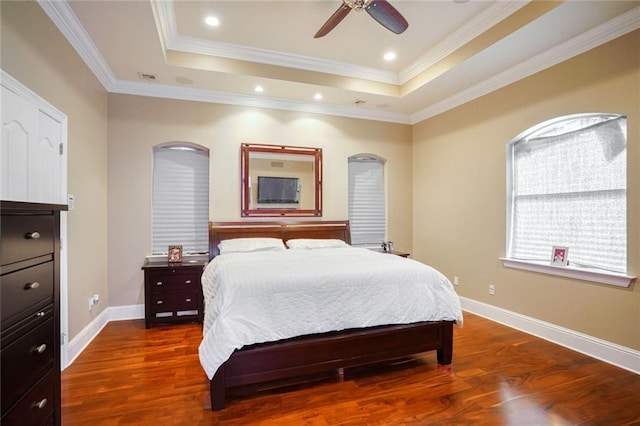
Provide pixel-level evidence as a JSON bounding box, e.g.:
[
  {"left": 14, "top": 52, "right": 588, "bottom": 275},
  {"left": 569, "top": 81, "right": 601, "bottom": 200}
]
[{"left": 241, "top": 143, "right": 322, "bottom": 217}]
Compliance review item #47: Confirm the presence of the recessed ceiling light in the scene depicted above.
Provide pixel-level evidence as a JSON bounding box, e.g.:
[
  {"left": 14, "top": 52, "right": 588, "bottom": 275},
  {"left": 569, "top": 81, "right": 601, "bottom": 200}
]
[
  {"left": 314, "top": 93, "right": 323, "bottom": 101},
  {"left": 383, "top": 52, "right": 396, "bottom": 61},
  {"left": 254, "top": 85, "right": 264, "bottom": 93},
  {"left": 205, "top": 16, "right": 220, "bottom": 27}
]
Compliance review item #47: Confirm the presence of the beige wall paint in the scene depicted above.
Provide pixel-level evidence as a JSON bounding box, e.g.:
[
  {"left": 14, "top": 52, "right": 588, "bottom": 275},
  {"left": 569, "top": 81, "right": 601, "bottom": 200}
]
[
  {"left": 412, "top": 31, "right": 640, "bottom": 350},
  {"left": 107, "top": 94, "right": 413, "bottom": 306},
  {"left": 1, "top": 2, "right": 109, "bottom": 339}
]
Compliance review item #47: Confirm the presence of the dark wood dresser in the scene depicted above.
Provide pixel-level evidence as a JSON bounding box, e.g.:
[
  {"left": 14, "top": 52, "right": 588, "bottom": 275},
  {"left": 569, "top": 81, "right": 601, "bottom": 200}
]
[
  {"left": 1, "top": 201, "right": 66, "bottom": 425},
  {"left": 141, "top": 260, "right": 206, "bottom": 329}
]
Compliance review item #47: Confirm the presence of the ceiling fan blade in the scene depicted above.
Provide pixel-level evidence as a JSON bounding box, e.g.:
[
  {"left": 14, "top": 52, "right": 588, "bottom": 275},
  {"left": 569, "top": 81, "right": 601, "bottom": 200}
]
[
  {"left": 365, "top": 0, "right": 409, "bottom": 34},
  {"left": 314, "top": 3, "right": 352, "bottom": 38}
]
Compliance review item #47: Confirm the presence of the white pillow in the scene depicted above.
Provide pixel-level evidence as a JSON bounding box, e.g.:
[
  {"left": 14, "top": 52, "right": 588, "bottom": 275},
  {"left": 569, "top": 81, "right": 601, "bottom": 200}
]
[
  {"left": 286, "top": 238, "right": 350, "bottom": 249},
  {"left": 218, "top": 237, "right": 286, "bottom": 254}
]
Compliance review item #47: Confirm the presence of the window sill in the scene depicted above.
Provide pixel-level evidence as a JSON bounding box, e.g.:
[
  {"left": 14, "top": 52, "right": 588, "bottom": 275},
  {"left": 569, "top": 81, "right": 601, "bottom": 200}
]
[{"left": 500, "top": 258, "right": 636, "bottom": 287}]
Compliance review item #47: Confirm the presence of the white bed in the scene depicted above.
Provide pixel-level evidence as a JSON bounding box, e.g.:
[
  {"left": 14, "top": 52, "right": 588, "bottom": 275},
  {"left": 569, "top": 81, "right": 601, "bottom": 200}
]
[{"left": 198, "top": 245, "right": 463, "bottom": 380}]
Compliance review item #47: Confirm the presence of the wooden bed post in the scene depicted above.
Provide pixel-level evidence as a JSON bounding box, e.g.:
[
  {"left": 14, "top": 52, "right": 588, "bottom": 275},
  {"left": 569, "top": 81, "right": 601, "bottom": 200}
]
[
  {"left": 436, "top": 321, "right": 454, "bottom": 365},
  {"left": 210, "top": 365, "right": 226, "bottom": 411}
]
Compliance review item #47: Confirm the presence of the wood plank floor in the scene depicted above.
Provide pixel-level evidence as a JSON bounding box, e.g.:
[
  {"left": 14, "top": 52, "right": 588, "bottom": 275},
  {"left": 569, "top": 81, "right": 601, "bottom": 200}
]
[{"left": 61, "top": 313, "right": 640, "bottom": 425}]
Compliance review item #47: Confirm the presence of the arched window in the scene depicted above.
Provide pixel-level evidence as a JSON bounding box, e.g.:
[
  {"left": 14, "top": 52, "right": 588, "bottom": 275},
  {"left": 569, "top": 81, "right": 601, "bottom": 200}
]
[
  {"left": 506, "top": 114, "right": 627, "bottom": 274},
  {"left": 348, "top": 155, "right": 386, "bottom": 246},
  {"left": 152, "top": 142, "right": 209, "bottom": 255}
]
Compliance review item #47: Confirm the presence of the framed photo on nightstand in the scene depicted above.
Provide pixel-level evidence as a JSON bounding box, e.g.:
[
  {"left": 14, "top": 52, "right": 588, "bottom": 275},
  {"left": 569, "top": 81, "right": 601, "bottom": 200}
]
[{"left": 168, "top": 245, "right": 183, "bottom": 263}]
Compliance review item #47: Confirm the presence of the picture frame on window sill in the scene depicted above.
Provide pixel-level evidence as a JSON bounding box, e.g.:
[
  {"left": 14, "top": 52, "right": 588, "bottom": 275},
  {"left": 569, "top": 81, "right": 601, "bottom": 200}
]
[
  {"left": 551, "top": 246, "right": 568, "bottom": 266},
  {"left": 168, "top": 245, "right": 183, "bottom": 263}
]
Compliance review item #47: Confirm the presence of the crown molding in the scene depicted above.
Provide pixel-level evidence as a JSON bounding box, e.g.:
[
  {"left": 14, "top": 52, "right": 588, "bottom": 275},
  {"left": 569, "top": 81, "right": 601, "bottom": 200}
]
[
  {"left": 37, "top": 0, "right": 116, "bottom": 89},
  {"left": 155, "top": 0, "right": 399, "bottom": 85},
  {"left": 410, "top": 6, "right": 640, "bottom": 124},
  {"left": 109, "top": 79, "right": 411, "bottom": 124},
  {"left": 37, "top": 1, "right": 639, "bottom": 126},
  {"left": 399, "top": 1, "right": 528, "bottom": 84},
  {"left": 168, "top": 34, "right": 400, "bottom": 85}
]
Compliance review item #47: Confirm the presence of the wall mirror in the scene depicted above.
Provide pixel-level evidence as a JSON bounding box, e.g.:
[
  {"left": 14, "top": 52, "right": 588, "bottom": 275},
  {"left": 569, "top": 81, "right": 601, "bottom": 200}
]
[{"left": 241, "top": 143, "right": 322, "bottom": 217}]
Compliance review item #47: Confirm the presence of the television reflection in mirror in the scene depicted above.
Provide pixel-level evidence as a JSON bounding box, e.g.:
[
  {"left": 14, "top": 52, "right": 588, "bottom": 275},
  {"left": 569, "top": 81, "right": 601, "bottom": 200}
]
[{"left": 257, "top": 176, "right": 300, "bottom": 207}]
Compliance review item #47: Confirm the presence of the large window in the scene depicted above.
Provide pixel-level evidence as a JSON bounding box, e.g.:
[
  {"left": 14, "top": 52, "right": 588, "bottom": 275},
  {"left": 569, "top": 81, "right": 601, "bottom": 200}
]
[
  {"left": 348, "top": 155, "right": 386, "bottom": 246},
  {"left": 506, "top": 114, "right": 627, "bottom": 274},
  {"left": 152, "top": 143, "right": 209, "bottom": 255}
]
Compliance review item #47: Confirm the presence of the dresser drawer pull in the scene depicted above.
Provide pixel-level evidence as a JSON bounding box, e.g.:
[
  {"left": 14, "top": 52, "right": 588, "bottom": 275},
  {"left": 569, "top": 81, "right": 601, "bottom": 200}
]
[
  {"left": 156, "top": 281, "right": 163, "bottom": 286},
  {"left": 156, "top": 300, "right": 163, "bottom": 305},
  {"left": 185, "top": 280, "right": 192, "bottom": 284},
  {"left": 24, "top": 281, "right": 41, "bottom": 290},
  {"left": 32, "top": 343, "right": 47, "bottom": 354},
  {"left": 185, "top": 298, "right": 192, "bottom": 302},
  {"left": 35, "top": 311, "right": 46, "bottom": 318},
  {"left": 25, "top": 231, "right": 41, "bottom": 240},
  {"left": 31, "top": 398, "right": 48, "bottom": 410}
]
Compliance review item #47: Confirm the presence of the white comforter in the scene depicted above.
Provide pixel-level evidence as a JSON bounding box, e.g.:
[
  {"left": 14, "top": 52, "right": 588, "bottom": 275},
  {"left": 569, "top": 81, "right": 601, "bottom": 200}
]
[{"left": 198, "top": 247, "right": 463, "bottom": 379}]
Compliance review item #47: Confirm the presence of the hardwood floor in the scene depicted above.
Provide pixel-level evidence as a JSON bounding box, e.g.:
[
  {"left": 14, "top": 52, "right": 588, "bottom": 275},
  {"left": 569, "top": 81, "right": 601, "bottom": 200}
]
[{"left": 61, "top": 313, "right": 640, "bottom": 425}]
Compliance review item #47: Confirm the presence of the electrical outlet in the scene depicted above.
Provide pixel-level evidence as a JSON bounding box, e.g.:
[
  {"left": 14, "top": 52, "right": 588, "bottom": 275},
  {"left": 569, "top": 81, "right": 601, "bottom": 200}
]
[
  {"left": 453, "top": 276, "right": 459, "bottom": 286},
  {"left": 88, "top": 294, "right": 100, "bottom": 310},
  {"left": 489, "top": 284, "right": 495, "bottom": 295}
]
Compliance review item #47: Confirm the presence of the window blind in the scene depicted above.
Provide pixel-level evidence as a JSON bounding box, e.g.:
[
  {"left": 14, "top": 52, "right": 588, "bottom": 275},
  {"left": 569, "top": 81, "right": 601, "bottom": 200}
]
[
  {"left": 152, "top": 145, "right": 209, "bottom": 255},
  {"left": 348, "top": 156, "right": 385, "bottom": 246},
  {"left": 508, "top": 115, "right": 627, "bottom": 273}
]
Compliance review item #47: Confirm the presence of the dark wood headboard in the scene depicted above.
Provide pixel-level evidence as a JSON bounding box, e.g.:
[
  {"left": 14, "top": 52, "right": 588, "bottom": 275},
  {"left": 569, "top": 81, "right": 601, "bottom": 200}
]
[{"left": 208, "top": 221, "right": 351, "bottom": 259}]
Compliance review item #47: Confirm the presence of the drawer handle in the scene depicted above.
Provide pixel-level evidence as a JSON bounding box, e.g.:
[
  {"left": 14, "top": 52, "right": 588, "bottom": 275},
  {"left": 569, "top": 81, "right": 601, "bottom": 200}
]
[
  {"left": 185, "top": 298, "right": 192, "bottom": 302},
  {"left": 156, "top": 281, "right": 163, "bottom": 286},
  {"left": 185, "top": 280, "right": 192, "bottom": 284},
  {"left": 156, "top": 300, "right": 163, "bottom": 305},
  {"left": 25, "top": 231, "right": 41, "bottom": 240},
  {"left": 35, "top": 311, "right": 46, "bottom": 318},
  {"left": 24, "top": 281, "right": 40, "bottom": 290},
  {"left": 32, "top": 398, "right": 48, "bottom": 410},
  {"left": 32, "top": 343, "right": 47, "bottom": 354}
]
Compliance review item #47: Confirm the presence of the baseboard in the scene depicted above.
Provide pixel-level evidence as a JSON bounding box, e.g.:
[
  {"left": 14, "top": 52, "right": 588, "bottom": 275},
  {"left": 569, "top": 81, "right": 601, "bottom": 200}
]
[
  {"left": 460, "top": 297, "right": 640, "bottom": 375},
  {"left": 65, "top": 304, "right": 144, "bottom": 369},
  {"left": 108, "top": 304, "right": 145, "bottom": 322}
]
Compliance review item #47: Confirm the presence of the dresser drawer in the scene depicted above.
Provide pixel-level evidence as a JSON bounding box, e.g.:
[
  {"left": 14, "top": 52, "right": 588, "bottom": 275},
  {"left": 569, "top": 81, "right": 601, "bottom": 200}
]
[
  {"left": 1, "top": 317, "right": 55, "bottom": 412},
  {"left": 147, "top": 270, "right": 200, "bottom": 294},
  {"left": 0, "top": 214, "right": 55, "bottom": 265},
  {"left": 1, "top": 261, "right": 54, "bottom": 326},
  {"left": 1, "top": 370, "right": 55, "bottom": 426},
  {"left": 151, "top": 291, "right": 199, "bottom": 316}
]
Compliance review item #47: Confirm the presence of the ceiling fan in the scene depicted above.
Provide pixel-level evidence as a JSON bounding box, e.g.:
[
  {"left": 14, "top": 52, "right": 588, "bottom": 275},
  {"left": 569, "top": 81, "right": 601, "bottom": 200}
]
[{"left": 314, "top": 0, "right": 409, "bottom": 38}]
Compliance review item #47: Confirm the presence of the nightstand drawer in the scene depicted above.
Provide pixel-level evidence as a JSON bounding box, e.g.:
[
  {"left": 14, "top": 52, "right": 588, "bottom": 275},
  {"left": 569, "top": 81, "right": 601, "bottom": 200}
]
[
  {"left": 1, "top": 317, "right": 54, "bottom": 413},
  {"left": 0, "top": 214, "right": 55, "bottom": 266},
  {"left": 1, "top": 370, "right": 55, "bottom": 426},
  {"left": 151, "top": 292, "right": 199, "bottom": 316},
  {"left": 147, "top": 270, "right": 200, "bottom": 294},
  {"left": 1, "top": 261, "right": 54, "bottom": 327}
]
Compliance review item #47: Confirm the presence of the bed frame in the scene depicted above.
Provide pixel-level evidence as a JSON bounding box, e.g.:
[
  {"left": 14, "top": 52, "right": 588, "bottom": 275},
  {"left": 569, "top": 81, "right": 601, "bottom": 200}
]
[{"left": 206, "top": 220, "right": 454, "bottom": 410}]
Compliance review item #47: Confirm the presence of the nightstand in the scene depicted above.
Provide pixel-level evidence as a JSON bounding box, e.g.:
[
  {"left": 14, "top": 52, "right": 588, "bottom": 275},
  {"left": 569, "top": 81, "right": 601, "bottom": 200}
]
[{"left": 141, "top": 260, "right": 206, "bottom": 329}]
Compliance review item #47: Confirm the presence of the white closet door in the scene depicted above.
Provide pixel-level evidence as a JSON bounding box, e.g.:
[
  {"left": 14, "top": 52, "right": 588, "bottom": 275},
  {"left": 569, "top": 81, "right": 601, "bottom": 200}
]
[
  {"left": 1, "top": 85, "right": 36, "bottom": 202},
  {"left": 1, "top": 72, "right": 67, "bottom": 204},
  {"left": 33, "top": 111, "right": 64, "bottom": 203}
]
